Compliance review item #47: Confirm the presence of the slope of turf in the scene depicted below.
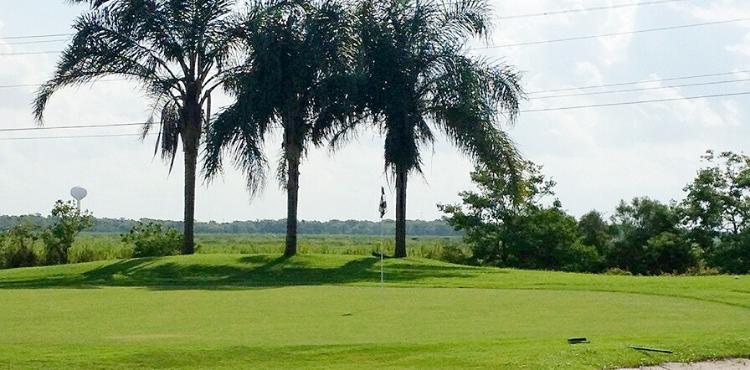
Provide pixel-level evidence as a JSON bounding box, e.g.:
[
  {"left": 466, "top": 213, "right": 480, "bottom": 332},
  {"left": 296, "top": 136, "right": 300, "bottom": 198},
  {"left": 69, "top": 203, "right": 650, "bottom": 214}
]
[{"left": 0, "top": 254, "right": 748, "bottom": 369}]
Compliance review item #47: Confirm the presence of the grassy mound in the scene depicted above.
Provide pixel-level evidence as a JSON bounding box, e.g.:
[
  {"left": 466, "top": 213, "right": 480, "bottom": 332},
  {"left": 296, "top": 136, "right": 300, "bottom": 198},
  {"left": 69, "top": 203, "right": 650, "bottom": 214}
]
[{"left": 0, "top": 254, "right": 748, "bottom": 369}]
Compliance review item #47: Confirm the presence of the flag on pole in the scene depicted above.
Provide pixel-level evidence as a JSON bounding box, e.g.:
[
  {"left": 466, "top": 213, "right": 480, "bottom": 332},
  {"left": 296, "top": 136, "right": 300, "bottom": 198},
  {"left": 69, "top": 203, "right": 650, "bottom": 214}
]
[{"left": 379, "top": 187, "right": 387, "bottom": 219}]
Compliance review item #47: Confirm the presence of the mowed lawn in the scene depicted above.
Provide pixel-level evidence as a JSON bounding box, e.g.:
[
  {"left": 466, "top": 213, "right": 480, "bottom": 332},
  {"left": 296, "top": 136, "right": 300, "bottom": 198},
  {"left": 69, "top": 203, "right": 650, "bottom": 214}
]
[{"left": 0, "top": 254, "right": 748, "bottom": 369}]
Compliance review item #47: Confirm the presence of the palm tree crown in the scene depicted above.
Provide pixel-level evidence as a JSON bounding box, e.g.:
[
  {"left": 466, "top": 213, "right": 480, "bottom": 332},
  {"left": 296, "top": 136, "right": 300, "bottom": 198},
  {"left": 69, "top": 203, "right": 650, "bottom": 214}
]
[
  {"left": 33, "top": 0, "right": 241, "bottom": 254},
  {"left": 355, "top": 0, "right": 525, "bottom": 257},
  {"left": 204, "top": 0, "right": 358, "bottom": 256}
]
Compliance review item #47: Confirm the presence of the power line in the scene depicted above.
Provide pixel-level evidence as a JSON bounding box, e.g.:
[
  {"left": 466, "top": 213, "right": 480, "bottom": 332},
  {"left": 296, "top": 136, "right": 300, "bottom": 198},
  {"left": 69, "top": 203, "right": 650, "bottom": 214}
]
[
  {"left": 524, "top": 91, "right": 750, "bottom": 113},
  {"left": 0, "top": 78, "right": 127, "bottom": 90},
  {"left": 496, "top": 0, "right": 691, "bottom": 20},
  {"left": 5, "top": 16, "right": 747, "bottom": 56},
  {"left": 0, "top": 83, "right": 43, "bottom": 89},
  {"left": 0, "top": 122, "right": 149, "bottom": 133},
  {"left": 475, "top": 17, "right": 750, "bottom": 50},
  {"left": 0, "top": 33, "right": 70, "bottom": 41},
  {"left": 1, "top": 68, "right": 747, "bottom": 97},
  {"left": 0, "top": 133, "right": 156, "bottom": 141},
  {"left": 0, "top": 51, "right": 61, "bottom": 56},
  {"left": 3, "top": 38, "right": 70, "bottom": 46},
  {"left": 2, "top": 92, "right": 747, "bottom": 140},
  {"left": 532, "top": 77, "right": 750, "bottom": 100},
  {"left": 527, "top": 70, "right": 750, "bottom": 95}
]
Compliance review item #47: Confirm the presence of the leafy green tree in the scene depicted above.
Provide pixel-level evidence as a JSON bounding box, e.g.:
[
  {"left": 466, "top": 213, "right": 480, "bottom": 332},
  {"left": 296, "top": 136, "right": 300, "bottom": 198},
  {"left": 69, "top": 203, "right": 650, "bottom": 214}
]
[
  {"left": 682, "top": 151, "right": 750, "bottom": 247},
  {"left": 643, "top": 231, "right": 699, "bottom": 275},
  {"left": 512, "top": 205, "right": 584, "bottom": 271},
  {"left": 578, "top": 210, "right": 610, "bottom": 254},
  {"left": 438, "top": 160, "right": 558, "bottom": 267},
  {"left": 563, "top": 240, "right": 603, "bottom": 273},
  {"left": 355, "top": 0, "right": 524, "bottom": 258},
  {"left": 33, "top": 0, "right": 240, "bottom": 255},
  {"left": 42, "top": 200, "right": 94, "bottom": 265},
  {"left": 710, "top": 230, "right": 750, "bottom": 274},
  {"left": 204, "top": 0, "right": 358, "bottom": 257},
  {"left": 607, "top": 197, "right": 694, "bottom": 275},
  {"left": 682, "top": 150, "right": 750, "bottom": 273}
]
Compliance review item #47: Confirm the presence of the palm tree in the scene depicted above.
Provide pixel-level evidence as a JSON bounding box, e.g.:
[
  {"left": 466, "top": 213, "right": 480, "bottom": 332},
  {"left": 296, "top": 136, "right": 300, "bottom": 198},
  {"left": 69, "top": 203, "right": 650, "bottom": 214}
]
[
  {"left": 203, "top": 0, "right": 358, "bottom": 257},
  {"left": 355, "top": 0, "right": 525, "bottom": 257},
  {"left": 33, "top": 0, "right": 241, "bottom": 254}
]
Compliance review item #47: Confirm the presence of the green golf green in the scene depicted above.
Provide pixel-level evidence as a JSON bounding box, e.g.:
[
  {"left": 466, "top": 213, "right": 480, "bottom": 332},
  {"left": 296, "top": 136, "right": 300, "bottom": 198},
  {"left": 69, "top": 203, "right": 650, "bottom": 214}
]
[{"left": 0, "top": 254, "right": 747, "bottom": 369}]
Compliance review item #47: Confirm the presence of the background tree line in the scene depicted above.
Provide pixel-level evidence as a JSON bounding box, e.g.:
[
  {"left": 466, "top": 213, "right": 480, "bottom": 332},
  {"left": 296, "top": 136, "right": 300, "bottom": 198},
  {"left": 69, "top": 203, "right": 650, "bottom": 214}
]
[
  {"left": 3, "top": 151, "right": 749, "bottom": 275},
  {"left": 0, "top": 216, "right": 461, "bottom": 237},
  {"left": 441, "top": 150, "right": 750, "bottom": 275}
]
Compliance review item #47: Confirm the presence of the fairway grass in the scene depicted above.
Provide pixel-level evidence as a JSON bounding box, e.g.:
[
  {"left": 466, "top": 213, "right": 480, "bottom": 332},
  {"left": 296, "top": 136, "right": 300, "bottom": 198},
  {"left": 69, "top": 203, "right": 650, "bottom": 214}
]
[{"left": 0, "top": 254, "right": 748, "bottom": 369}]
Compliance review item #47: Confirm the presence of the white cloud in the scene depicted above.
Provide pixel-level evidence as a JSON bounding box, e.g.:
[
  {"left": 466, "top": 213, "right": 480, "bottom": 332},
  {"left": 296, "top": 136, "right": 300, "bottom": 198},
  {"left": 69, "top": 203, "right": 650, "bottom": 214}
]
[
  {"left": 684, "top": 0, "right": 750, "bottom": 21},
  {"left": 574, "top": 61, "right": 605, "bottom": 86},
  {"left": 597, "top": 0, "right": 639, "bottom": 65},
  {"left": 680, "top": 0, "right": 750, "bottom": 66},
  {"left": 721, "top": 100, "right": 743, "bottom": 126},
  {"left": 727, "top": 32, "right": 750, "bottom": 62},
  {"left": 636, "top": 77, "right": 725, "bottom": 128}
]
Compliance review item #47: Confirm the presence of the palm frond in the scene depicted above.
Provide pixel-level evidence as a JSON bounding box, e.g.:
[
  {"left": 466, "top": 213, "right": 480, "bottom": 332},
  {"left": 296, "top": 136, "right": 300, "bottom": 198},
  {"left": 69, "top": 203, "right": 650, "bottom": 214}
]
[
  {"left": 36, "top": 0, "right": 241, "bottom": 151},
  {"left": 424, "top": 52, "right": 524, "bottom": 202},
  {"left": 208, "top": 0, "right": 359, "bottom": 189},
  {"left": 66, "top": 0, "right": 112, "bottom": 7},
  {"left": 355, "top": 0, "right": 524, "bottom": 185},
  {"left": 438, "top": 0, "right": 492, "bottom": 41},
  {"left": 157, "top": 101, "right": 182, "bottom": 173},
  {"left": 203, "top": 104, "right": 268, "bottom": 197},
  {"left": 33, "top": 7, "right": 182, "bottom": 123}
]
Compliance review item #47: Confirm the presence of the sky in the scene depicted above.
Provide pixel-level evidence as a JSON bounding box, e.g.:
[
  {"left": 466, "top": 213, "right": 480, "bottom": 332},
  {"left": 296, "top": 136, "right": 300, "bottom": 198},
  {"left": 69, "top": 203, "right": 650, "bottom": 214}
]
[{"left": 1, "top": 0, "right": 750, "bottom": 223}]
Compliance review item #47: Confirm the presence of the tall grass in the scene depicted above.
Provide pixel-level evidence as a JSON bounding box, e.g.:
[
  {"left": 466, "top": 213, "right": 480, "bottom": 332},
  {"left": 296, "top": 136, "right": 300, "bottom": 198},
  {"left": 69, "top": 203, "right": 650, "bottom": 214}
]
[
  {"left": 66, "top": 233, "right": 469, "bottom": 263},
  {"left": 69, "top": 234, "right": 133, "bottom": 263}
]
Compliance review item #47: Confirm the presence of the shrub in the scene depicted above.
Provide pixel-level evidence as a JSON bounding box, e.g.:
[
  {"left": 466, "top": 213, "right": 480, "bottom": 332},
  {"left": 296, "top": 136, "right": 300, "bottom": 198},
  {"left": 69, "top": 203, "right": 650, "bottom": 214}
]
[
  {"left": 602, "top": 267, "right": 633, "bottom": 276},
  {"left": 439, "top": 243, "right": 472, "bottom": 265},
  {"left": 3, "top": 246, "right": 39, "bottom": 269},
  {"left": 0, "top": 219, "right": 41, "bottom": 269},
  {"left": 684, "top": 265, "right": 721, "bottom": 276},
  {"left": 42, "top": 200, "right": 94, "bottom": 265},
  {"left": 122, "top": 222, "right": 183, "bottom": 258}
]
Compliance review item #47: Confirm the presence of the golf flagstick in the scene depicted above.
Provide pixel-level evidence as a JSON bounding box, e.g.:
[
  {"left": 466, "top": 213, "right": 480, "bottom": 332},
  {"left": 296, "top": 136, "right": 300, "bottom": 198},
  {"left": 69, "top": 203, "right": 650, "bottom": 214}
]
[{"left": 379, "top": 187, "right": 387, "bottom": 286}]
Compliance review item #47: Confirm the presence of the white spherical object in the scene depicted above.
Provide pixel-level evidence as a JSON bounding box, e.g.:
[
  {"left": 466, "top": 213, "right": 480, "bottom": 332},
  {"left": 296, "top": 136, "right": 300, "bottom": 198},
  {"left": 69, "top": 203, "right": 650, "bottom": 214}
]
[{"left": 70, "top": 186, "right": 88, "bottom": 201}]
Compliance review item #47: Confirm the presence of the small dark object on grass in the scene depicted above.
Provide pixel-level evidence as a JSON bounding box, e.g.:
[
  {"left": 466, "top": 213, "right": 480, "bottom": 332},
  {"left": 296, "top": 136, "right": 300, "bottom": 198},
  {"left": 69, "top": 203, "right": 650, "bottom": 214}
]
[
  {"left": 568, "top": 337, "right": 590, "bottom": 344},
  {"left": 628, "top": 346, "right": 673, "bottom": 354},
  {"left": 372, "top": 252, "right": 393, "bottom": 259},
  {"left": 341, "top": 312, "right": 352, "bottom": 316}
]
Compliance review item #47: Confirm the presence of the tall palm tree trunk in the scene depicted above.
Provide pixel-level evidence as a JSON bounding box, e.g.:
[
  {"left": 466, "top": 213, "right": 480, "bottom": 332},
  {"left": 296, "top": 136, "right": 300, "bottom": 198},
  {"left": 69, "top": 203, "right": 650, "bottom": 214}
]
[
  {"left": 183, "top": 133, "right": 198, "bottom": 255},
  {"left": 182, "top": 93, "right": 202, "bottom": 255},
  {"left": 285, "top": 145, "right": 302, "bottom": 257},
  {"left": 394, "top": 168, "right": 408, "bottom": 257}
]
